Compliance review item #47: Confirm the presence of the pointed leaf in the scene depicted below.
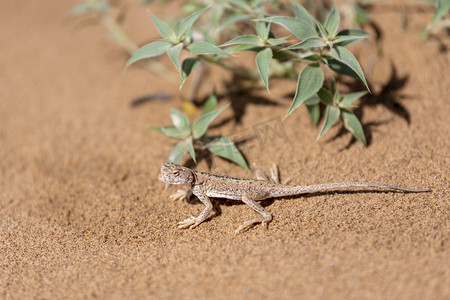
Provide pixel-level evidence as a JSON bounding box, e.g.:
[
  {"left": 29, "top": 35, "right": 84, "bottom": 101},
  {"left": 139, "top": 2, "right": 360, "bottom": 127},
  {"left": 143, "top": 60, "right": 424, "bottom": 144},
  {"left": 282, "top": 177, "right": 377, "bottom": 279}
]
[
  {"left": 176, "top": 6, "right": 208, "bottom": 37},
  {"left": 187, "top": 41, "right": 230, "bottom": 56},
  {"left": 334, "top": 29, "right": 369, "bottom": 46},
  {"left": 286, "top": 64, "right": 324, "bottom": 117},
  {"left": 431, "top": 0, "right": 450, "bottom": 24},
  {"left": 205, "top": 136, "right": 249, "bottom": 170},
  {"left": 259, "top": 16, "right": 317, "bottom": 40},
  {"left": 168, "top": 140, "right": 189, "bottom": 164},
  {"left": 339, "top": 91, "right": 367, "bottom": 108},
  {"left": 342, "top": 109, "right": 367, "bottom": 146},
  {"left": 256, "top": 48, "right": 273, "bottom": 90},
  {"left": 317, "top": 106, "right": 340, "bottom": 139},
  {"left": 170, "top": 109, "right": 191, "bottom": 134},
  {"left": 150, "top": 125, "right": 185, "bottom": 139},
  {"left": 151, "top": 14, "right": 176, "bottom": 40},
  {"left": 317, "top": 88, "right": 333, "bottom": 105},
  {"left": 328, "top": 46, "right": 370, "bottom": 91},
  {"left": 324, "top": 4, "right": 340, "bottom": 38},
  {"left": 314, "top": 17, "right": 328, "bottom": 39},
  {"left": 267, "top": 37, "right": 289, "bottom": 46},
  {"left": 222, "top": 35, "right": 263, "bottom": 46},
  {"left": 167, "top": 43, "right": 183, "bottom": 73},
  {"left": 256, "top": 21, "right": 270, "bottom": 40},
  {"left": 285, "top": 37, "right": 326, "bottom": 50},
  {"left": 185, "top": 137, "right": 196, "bottom": 163},
  {"left": 292, "top": 1, "right": 316, "bottom": 28},
  {"left": 126, "top": 40, "right": 172, "bottom": 68},
  {"left": 202, "top": 91, "right": 218, "bottom": 115},
  {"left": 180, "top": 58, "right": 200, "bottom": 88},
  {"left": 192, "top": 105, "right": 228, "bottom": 139},
  {"left": 325, "top": 58, "right": 358, "bottom": 79}
]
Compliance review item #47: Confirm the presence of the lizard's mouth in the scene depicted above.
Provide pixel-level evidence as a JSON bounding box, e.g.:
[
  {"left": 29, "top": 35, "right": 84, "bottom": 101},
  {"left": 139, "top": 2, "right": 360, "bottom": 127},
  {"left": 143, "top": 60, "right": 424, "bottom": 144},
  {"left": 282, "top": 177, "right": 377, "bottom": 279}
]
[{"left": 157, "top": 173, "right": 164, "bottom": 182}]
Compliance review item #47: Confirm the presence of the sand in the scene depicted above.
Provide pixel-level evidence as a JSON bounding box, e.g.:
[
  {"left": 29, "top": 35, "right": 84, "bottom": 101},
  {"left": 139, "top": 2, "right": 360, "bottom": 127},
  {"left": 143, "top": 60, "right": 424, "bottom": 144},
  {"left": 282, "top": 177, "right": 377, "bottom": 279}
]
[{"left": 0, "top": 0, "right": 448, "bottom": 299}]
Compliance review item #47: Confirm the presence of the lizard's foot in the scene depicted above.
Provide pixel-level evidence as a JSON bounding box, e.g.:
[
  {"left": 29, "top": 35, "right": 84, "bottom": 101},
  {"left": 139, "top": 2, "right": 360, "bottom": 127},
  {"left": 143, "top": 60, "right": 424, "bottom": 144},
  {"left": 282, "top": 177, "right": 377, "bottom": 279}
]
[
  {"left": 177, "top": 216, "right": 201, "bottom": 229},
  {"left": 169, "top": 189, "right": 192, "bottom": 202},
  {"left": 235, "top": 218, "right": 263, "bottom": 234}
]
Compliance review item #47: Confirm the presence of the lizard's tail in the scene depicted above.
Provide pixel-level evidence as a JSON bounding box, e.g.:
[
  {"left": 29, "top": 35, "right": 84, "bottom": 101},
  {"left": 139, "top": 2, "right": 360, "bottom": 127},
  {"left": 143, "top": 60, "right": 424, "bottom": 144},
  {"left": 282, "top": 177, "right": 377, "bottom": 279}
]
[{"left": 270, "top": 182, "right": 431, "bottom": 197}]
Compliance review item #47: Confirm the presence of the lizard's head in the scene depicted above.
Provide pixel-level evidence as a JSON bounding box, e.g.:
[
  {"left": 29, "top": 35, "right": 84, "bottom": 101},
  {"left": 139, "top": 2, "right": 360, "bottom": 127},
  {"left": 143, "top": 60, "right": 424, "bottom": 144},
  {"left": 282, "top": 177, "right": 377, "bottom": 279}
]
[{"left": 158, "top": 162, "right": 193, "bottom": 185}]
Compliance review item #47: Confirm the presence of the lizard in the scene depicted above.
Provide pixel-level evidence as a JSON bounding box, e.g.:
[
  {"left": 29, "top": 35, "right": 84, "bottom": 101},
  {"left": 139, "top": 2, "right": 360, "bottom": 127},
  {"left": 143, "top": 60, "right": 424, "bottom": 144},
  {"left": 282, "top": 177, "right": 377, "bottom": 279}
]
[{"left": 157, "top": 162, "right": 432, "bottom": 234}]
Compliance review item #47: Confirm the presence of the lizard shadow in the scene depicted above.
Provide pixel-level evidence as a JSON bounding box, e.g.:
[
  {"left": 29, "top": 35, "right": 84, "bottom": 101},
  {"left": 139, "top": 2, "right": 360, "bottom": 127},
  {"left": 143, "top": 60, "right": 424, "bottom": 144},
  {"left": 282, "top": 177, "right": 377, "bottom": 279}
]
[{"left": 187, "top": 189, "right": 423, "bottom": 213}]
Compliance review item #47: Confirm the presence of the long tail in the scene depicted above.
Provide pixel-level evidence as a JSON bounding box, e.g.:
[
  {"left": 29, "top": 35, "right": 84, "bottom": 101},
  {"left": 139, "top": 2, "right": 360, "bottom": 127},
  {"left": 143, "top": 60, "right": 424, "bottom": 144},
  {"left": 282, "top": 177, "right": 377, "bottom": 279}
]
[{"left": 270, "top": 182, "right": 431, "bottom": 197}]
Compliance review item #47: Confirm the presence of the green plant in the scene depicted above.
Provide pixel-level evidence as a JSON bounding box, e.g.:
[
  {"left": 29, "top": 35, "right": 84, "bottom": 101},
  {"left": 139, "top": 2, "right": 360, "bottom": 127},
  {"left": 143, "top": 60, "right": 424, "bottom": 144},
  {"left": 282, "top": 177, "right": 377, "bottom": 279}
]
[
  {"left": 152, "top": 92, "right": 249, "bottom": 169},
  {"left": 127, "top": 1, "right": 371, "bottom": 147},
  {"left": 422, "top": 0, "right": 450, "bottom": 36}
]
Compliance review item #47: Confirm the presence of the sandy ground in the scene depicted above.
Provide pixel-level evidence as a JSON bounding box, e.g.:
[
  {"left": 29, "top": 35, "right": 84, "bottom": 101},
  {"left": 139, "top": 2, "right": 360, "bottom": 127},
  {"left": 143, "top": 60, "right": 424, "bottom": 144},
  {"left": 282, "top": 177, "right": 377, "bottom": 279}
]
[{"left": 0, "top": 0, "right": 449, "bottom": 299}]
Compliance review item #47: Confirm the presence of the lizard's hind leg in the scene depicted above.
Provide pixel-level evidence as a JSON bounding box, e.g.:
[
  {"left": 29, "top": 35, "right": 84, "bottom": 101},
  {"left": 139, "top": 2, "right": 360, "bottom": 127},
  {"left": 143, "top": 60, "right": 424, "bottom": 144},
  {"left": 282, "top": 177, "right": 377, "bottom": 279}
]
[
  {"left": 235, "top": 196, "right": 273, "bottom": 234},
  {"left": 254, "top": 163, "right": 290, "bottom": 184}
]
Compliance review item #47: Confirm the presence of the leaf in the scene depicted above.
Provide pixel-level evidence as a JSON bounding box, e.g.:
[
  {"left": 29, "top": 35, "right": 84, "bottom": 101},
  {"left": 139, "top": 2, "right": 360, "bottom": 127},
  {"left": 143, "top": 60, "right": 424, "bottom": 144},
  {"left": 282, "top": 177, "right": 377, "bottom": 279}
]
[
  {"left": 255, "top": 48, "right": 273, "bottom": 90},
  {"left": 176, "top": 6, "right": 209, "bottom": 37},
  {"left": 267, "top": 37, "right": 289, "bottom": 46},
  {"left": 314, "top": 18, "right": 328, "bottom": 39},
  {"left": 328, "top": 46, "right": 370, "bottom": 91},
  {"left": 259, "top": 16, "right": 317, "bottom": 40},
  {"left": 317, "top": 88, "right": 333, "bottom": 105},
  {"left": 339, "top": 91, "right": 367, "bottom": 108},
  {"left": 285, "top": 37, "right": 326, "bottom": 50},
  {"left": 167, "top": 43, "right": 183, "bottom": 73},
  {"left": 185, "top": 137, "right": 196, "bottom": 163},
  {"left": 317, "top": 106, "right": 340, "bottom": 139},
  {"left": 150, "top": 125, "right": 185, "bottom": 139},
  {"left": 334, "top": 29, "right": 369, "bottom": 46},
  {"left": 202, "top": 91, "right": 218, "bottom": 115},
  {"left": 225, "top": 44, "right": 261, "bottom": 53},
  {"left": 431, "top": 0, "right": 450, "bottom": 24},
  {"left": 291, "top": 1, "right": 316, "bottom": 28},
  {"left": 168, "top": 140, "right": 189, "bottom": 164},
  {"left": 126, "top": 40, "right": 172, "bottom": 68},
  {"left": 342, "top": 109, "right": 367, "bottom": 146},
  {"left": 187, "top": 41, "right": 230, "bottom": 56},
  {"left": 170, "top": 109, "right": 191, "bottom": 135},
  {"left": 256, "top": 21, "right": 270, "bottom": 40},
  {"left": 286, "top": 64, "right": 324, "bottom": 117},
  {"left": 325, "top": 59, "right": 358, "bottom": 79},
  {"left": 222, "top": 35, "right": 263, "bottom": 47},
  {"left": 192, "top": 105, "right": 228, "bottom": 139},
  {"left": 215, "top": 14, "right": 249, "bottom": 33},
  {"left": 324, "top": 4, "right": 340, "bottom": 38},
  {"left": 180, "top": 58, "right": 200, "bottom": 88},
  {"left": 151, "top": 14, "right": 176, "bottom": 40},
  {"left": 305, "top": 95, "right": 321, "bottom": 125},
  {"left": 205, "top": 136, "right": 249, "bottom": 170}
]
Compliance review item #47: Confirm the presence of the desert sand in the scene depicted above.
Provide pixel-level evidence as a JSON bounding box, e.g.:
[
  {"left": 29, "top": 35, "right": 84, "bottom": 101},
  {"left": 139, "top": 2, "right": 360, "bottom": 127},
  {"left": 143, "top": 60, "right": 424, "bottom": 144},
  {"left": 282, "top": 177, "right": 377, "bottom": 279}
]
[{"left": 0, "top": 0, "right": 448, "bottom": 299}]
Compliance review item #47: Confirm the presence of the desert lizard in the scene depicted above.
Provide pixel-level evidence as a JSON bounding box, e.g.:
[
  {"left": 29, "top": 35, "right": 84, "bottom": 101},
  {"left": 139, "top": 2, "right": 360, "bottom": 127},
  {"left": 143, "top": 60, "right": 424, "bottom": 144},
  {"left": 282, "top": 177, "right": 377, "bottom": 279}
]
[{"left": 158, "top": 162, "right": 431, "bottom": 233}]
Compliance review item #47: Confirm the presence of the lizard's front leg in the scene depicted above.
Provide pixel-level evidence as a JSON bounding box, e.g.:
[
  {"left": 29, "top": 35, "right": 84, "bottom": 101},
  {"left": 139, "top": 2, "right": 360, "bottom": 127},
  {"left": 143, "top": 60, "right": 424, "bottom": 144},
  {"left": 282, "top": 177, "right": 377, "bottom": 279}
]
[
  {"left": 235, "top": 195, "right": 273, "bottom": 234},
  {"left": 177, "top": 187, "right": 212, "bottom": 229}
]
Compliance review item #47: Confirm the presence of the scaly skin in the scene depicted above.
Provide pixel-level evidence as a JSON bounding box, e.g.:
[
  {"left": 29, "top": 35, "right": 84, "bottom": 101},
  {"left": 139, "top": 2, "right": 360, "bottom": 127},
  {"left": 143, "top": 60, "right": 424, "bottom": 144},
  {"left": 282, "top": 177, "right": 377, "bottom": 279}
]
[{"left": 157, "top": 162, "right": 431, "bottom": 233}]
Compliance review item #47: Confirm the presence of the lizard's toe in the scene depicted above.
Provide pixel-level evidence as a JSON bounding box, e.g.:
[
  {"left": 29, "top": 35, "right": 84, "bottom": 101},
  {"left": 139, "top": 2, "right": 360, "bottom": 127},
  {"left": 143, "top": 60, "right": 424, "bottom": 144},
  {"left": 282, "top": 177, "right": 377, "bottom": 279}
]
[
  {"left": 235, "top": 218, "right": 262, "bottom": 234},
  {"left": 177, "top": 216, "right": 197, "bottom": 229}
]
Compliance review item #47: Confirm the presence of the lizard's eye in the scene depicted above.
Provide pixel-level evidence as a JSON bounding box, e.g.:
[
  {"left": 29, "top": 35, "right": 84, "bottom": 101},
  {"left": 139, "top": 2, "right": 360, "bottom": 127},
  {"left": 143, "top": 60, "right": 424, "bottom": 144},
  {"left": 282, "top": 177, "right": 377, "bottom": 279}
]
[{"left": 171, "top": 170, "right": 180, "bottom": 176}]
